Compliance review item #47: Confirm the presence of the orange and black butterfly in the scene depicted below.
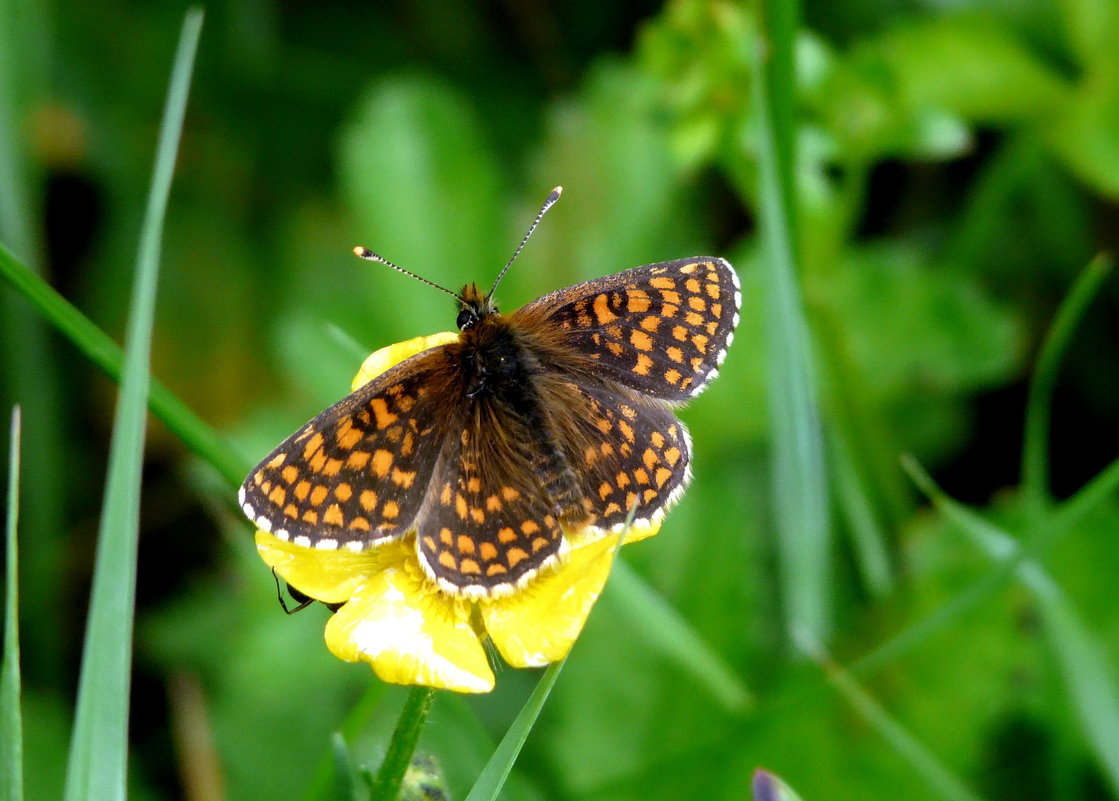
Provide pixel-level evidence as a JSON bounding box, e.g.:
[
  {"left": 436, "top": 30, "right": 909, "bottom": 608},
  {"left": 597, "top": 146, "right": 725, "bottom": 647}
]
[{"left": 239, "top": 188, "right": 740, "bottom": 597}]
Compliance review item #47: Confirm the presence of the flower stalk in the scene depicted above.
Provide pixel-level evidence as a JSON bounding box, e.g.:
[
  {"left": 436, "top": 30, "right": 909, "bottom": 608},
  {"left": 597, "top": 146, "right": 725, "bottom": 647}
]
[{"left": 368, "top": 686, "right": 437, "bottom": 801}]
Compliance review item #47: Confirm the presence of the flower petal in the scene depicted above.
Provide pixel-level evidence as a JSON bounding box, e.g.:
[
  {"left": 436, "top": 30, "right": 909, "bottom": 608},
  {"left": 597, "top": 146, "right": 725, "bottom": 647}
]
[
  {"left": 352, "top": 331, "right": 459, "bottom": 391},
  {"left": 256, "top": 530, "right": 385, "bottom": 605},
  {"left": 324, "top": 539, "right": 495, "bottom": 693},
  {"left": 481, "top": 533, "right": 620, "bottom": 668}
]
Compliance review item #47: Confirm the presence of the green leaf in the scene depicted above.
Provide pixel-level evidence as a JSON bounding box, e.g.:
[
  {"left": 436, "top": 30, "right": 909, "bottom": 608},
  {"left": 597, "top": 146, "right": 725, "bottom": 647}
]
[
  {"left": 463, "top": 659, "right": 565, "bottom": 801},
  {"left": 748, "top": 8, "right": 832, "bottom": 645},
  {"left": 2, "top": 408, "right": 23, "bottom": 801},
  {"left": 62, "top": 11, "right": 203, "bottom": 801}
]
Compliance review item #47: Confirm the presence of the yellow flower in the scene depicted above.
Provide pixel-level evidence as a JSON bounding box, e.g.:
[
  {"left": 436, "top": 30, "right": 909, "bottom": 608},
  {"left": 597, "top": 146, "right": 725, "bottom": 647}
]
[{"left": 255, "top": 333, "right": 661, "bottom": 693}]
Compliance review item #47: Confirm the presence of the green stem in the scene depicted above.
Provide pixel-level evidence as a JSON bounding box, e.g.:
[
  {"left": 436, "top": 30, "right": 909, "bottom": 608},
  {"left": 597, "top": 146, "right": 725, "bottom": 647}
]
[{"left": 368, "top": 687, "right": 437, "bottom": 801}]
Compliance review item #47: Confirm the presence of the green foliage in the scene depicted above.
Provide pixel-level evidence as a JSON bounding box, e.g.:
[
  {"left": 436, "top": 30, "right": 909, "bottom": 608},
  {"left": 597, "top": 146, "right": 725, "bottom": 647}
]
[{"left": 2, "top": 0, "right": 1118, "bottom": 800}]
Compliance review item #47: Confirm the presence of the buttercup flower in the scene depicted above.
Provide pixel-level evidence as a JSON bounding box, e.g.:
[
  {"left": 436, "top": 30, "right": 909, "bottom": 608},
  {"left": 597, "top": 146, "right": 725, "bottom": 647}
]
[{"left": 255, "top": 333, "right": 661, "bottom": 693}]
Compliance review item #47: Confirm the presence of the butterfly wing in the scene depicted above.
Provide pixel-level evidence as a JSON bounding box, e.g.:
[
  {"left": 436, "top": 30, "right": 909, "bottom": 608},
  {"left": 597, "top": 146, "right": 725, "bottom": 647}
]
[
  {"left": 412, "top": 397, "right": 566, "bottom": 596},
  {"left": 512, "top": 257, "right": 740, "bottom": 400},
  {"left": 239, "top": 348, "right": 454, "bottom": 550}
]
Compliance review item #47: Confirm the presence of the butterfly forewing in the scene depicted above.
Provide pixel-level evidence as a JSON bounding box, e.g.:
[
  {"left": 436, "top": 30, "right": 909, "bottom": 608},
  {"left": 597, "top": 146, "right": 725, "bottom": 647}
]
[
  {"left": 514, "top": 257, "right": 741, "bottom": 401},
  {"left": 239, "top": 349, "right": 452, "bottom": 550}
]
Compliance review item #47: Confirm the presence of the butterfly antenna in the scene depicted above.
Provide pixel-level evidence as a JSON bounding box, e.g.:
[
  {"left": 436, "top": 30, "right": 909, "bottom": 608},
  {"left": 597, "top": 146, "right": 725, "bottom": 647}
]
[
  {"left": 353, "top": 246, "right": 464, "bottom": 302},
  {"left": 488, "top": 185, "right": 562, "bottom": 299}
]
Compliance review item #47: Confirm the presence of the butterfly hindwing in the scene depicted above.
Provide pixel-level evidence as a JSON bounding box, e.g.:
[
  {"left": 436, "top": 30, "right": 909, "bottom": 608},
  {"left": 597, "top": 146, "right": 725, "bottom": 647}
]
[
  {"left": 239, "top": 348, "right": 453, "bottom": 550},
  {"left": 513, "top": 257, "right": 741, "bottom": 401}
]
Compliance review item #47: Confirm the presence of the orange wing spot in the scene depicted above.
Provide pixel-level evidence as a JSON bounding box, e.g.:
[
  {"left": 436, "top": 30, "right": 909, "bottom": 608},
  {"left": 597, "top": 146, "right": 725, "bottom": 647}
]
[
  {"left": 440, "top": 528, "right": 454, "bottom": 546},
  {"left": 644, "top": 488, "right": 658, "bottom": 502},
  {"left": 651, "top": 430, "right": 665, "bottom": 448},
  {"left": 531, "top": 537, "right": 550, "bottom": 553},
  {"left": 521, "top": 520, "right": 540, "bottom": 535},
  {"left": 334, "top": 482, "right": 352, "bottom": 502},
  {"left": 625, "top": 491, "right": 638, "bottom": 511},
  {"left": 706, "top": 320, "right": 719, "bottom": 335},
  {"left": 501, "top": 486, "right": 520, "bottom": 502},
  {"left": 253, "top": 470, "right": 264, "bottom": 486},
  {"left": 633, "top": 354, "right": 653, "bottom": 376},
  {"left": 627, "top": 293, "right": 651, "bottom": 313},
  {"left": 711, "top": 303, "right": 723, "bottom": 318},
  {"left": 606, "top": 341, "right": 625, "bottom": 357},
  {"left": 294, "top": 426, "right": 314, "bottom": 442},
  {"left": 370, "top": 398, "right": 398, "bottom": 430},
  {"left": 371, "top": 449, "right": 393, "bottom": 478},
  {"left": 337, "top": 427, "right": 362, "bottom": 450},
  {"left": 544, "top": 514, "right": 556, "bottom": 527},
  {"left": 664, "top": 446, "right": 681, "bottom": 466},
  {"left": 688, "top": 296, "right": 706, "bottom": 312},
  {"left": 391, "top": 468, "right": 416, "bottom": 488},
  {"left": 454, "top": 493, "right": 468, "bottom": 520},
  {"left": 439, "top": 551, "right": 457, "bottom": 570},
  {"left": 603, "top": 502, "right": 622, "bottom": 516},
  {"left": 577, "top": 311, "right": 593, "bottom": 328},
  {"left": 685, "top": 277, "right": 701, "bottom": 293},
  {"left": 690, "top": 356, "right": 704, "bottom": 371},
  {"left": 485, "top": 494, "right": 502, "bottom": 512},
  {"left": 679, "top": 263, "right": 699, "bottom": 274},
  {"left": 480, "top": 542, "right": 498, "bottom": 561},
  {"left": 309, "top": 450, "right": 327, "bottom": 473},
  {"left": 665, "top": 368, "right": 682, "bottom": 385},
  {"left": 467, "top": 476, "right": 481, "bottom": 493},
  {"left": 618, "top": 420, "right": 635, "bottom": 441},
  {"left": 662, "top": 303, "right": 679, "bottom": 318},
  {"left": 666, "top": 346, "right": 684, "bottom": 363},
  {"left": 487, "top": 563, "right": 508, "bottom": 576},
  {"left": 660, "top": 290, "right": 683, "bottom": 306},
  {"left": 349, "top": 516, "right": 371, "bottom": 531},
  {"left": 301, "top": 434, "right": 323, "bottom": 461},
  {"left": 470, "top": 507, "right": 485, "bottom": 524},
  {"left": 655, "top": 467, "right": 673, "bottom": 487},
  {"left": 583, "top": 445, "right": 598, "bottom": 466},
  {"left": 685, "top": 311, "right": 704, "bottom": 327},
  {"left": 705, "top": 282, "right": 721, "bottom": 300},
  {"left": 616, "top": 471, "right": 631, "bottom": 488},
  {"left": 310, "top": 485, "right": 329, "bottom": 506},
  {"left": 506, "top": 547, "right": 529, "bottom": 568},
  {"left": 401, "top": 430, "right": 415, "bottom": 456},
  {"left": 630, "top": 329, "right": 653, "bottom": 351},
  {"left": 634, "top": 468, "right": 650, "bottom": 485},
  {"left": 382, "top": 500, "right": 399, "bottom": 519},
  {"left": 283, "top": 504, "right": 299, "bottom": 519},
  {"left": 605, "top": 324, "right": 623, "bottom": 340},
  {"left": 691, "top": 333, "right": 709, "bottom": 351},
  {"left": 262, "top": 480, "right": 273, "bottom": 494},
  {"left": 322, "top": 458, "right": 343, "bottom": 476},
  {"left": 620, "top": 404, "right": 636, "bottom": 419},
  {"left": 356, "top": 409, "right": 371, "bottom": 426},
  {"left": 323, "top": 504, "right": 344, "bottom": 527},
  {"left": 460, "top": 558, "right": 481, "bottom": 575},
  {"left": 269, "top": 486, "right": 287, "bottom": 506},
  {"left": 359, "top": 490, "right": 377, "bottom": 511},
  {"left": 599, "top": 481, "right": 614, "bottom": 500},
  {"left": 457, "top": 535, "right": 476, "bottom": 555},
  {"left": 680, "top": 377, "right": 694, "bottom": 391},
  {"left": 423, "top": 535, "right": 437, "bottom": 551},
  {"left": 268, "top": 452, "right": 288, "bottom": 469},
  {"left": 649, "top": 276, "right": 674, "bottom": 290},
  {"left": 640, "top": 315, "right": 661, "bottom": 332},
  {"left": 498, "top": 527, "right": 517, "bottom": 543},
  {"left": 440, "top": 483, "right": 453, "bottom": 505},
  {"left": 672, "top": 325, "right": 688, "bottom": 341},
  {"left": 596, "top": 416, "right": 612, "bottom": 433},
  {"left": 302, "top": 509, "right": 319, "bottom": 525},
  {"left": 346, "top": 450, "right": 371, "bottom": 469},
  {"left": 643, "top": 448, "right": 659, "bottom": 469},
  {"left": 281, "top": 465, "right": 299, "bottom": 484},
  {"left": 593, "top": 293, "right": 618, "bottom": 324},
  {"left": 600, "top": 442, "right": 615, "bottom": 457}
]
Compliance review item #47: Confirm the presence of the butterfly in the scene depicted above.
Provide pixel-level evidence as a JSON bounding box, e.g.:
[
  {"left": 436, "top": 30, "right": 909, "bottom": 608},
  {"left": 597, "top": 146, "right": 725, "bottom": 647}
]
[{"left": 239, "top": 188, "right": 740, "bottom": 598}]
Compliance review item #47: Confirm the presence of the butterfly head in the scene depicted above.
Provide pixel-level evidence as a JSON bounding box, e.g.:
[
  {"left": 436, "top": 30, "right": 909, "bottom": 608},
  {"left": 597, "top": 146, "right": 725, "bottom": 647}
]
[{"left": 456, "top": 282, "right": 499, "bottom": 331}]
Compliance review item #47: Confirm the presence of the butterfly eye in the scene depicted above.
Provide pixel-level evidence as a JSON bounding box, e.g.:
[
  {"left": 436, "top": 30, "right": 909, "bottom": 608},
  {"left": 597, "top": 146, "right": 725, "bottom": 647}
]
[{"left": 457, "top": 309, "right": 478, "bottom": 330}]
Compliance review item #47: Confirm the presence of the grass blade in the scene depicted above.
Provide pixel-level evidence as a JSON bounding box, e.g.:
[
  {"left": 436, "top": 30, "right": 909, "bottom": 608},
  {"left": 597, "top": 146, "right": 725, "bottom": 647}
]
[
  {"left": 797, "top": 630, "right": 987, "bottom": 801},
  {"left": 610, "top": 562, "right": 752, "bottom": 711},
  {"left": 750, "top": 10, "right": 832, "bottom": 643},
  {"left": 1022, "top": 254, "right": 1112, "bottom": 514},
  {"left": 2, "top": 407, "right": 23, "bottom": 801},
  {"left": 463, "top": 659, "right": 566, "bottom": 801},
  {"left": 0, "top": 244, "right": 248, "bottom": 488},
  {"left": 63, "top": 11, "right": 203, "bottom": 800}
]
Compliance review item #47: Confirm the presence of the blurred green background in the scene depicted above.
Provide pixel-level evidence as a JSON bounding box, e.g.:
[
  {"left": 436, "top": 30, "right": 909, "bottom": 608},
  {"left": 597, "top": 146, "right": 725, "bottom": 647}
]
[{"left": 3, "top": 0, "right": 1119, "bottom": 799}]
